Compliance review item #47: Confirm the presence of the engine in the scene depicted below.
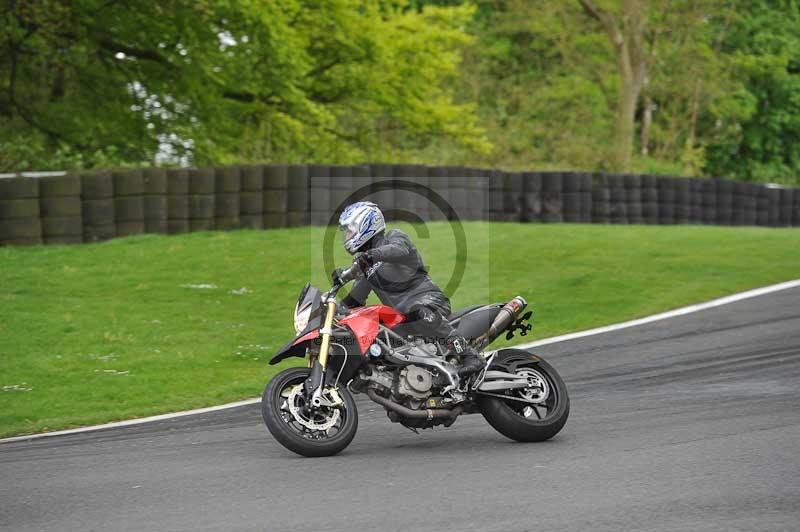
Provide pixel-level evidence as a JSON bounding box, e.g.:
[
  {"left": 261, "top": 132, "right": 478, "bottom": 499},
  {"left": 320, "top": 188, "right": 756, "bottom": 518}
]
[
  {"left": 354, "top": 365, "right": 438, "bottom": 401},
  {"left": 352, "top": 363, "right": 461, "bottom": 430},
  {"left": 395, "top": 366, "right": 434, "bottom": 400}
]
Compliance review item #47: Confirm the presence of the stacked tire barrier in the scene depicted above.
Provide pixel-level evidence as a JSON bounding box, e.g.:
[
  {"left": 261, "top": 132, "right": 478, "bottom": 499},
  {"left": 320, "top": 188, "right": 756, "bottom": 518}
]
[
  {"left": 394, "top": 164, "right": 429, "bottom": 223},
  {"left": 674, "top": 178, "right": 691, "bottom": 223},
  {"left": 447, "top": 170, "right": 469, "bottom": 223},
  {"left": 143, "top": 169, "right": 168, "bottom": 234},
  {"left": 0, "top": 175, "right": 41, "bottom": 245},
  {"left": 309, "top": 165, "right": 332, "bottom": 226},
  {"left": 701, "top": 180, "right": 717, "bottom": 225},
  {"left": 81, "top": 170, "right": 115, "bottom": 242},
  {"left": 214, "top": 166, "right": 241, "bottom": 230},
  {"left": 625, "top": 174, "right": 643, "bottom": 224},
  {"left": 794, "top": 190, "right": 800, "bottom": 226},
  {"left": 715, "top": 179, "right": 734, "bottom": 226},
  {"left": 113, "top": 170, "right": 145, "bottom": 237},
  {"left": 285, "top": 165, "right": 309, "bottom": 228},
  {"left": 427, "top": 167, "right": 448, "bottom": 221},
  {"left": 591, "top": 174, "right": 610, "bottom": 223},
  {"left": 188, "top": 168, "right": 215, "bottom": 232},
  {"left": 505, "top": 172, "right": 525, "bottom": 222},
  {"left": 261, "top": 165, "right": 286, "bottom": 229},
  {"left": 240, "top": 165, "right": 264, "bottom": 230},
  {"left": 541, "top": 172, "right": 562, "bottom": 223},
  {"left": 39, "top": 174, "right": 83, "bottom": 244},
  {"left": 641, "top": 175, "right": 659, "bottom": 224},
  {"left": 689, "top": 179, "right": 703, "bottom": 224},
  {"left": 608, "top": 174, "right": 626, "bottom": 224},
  {"left": 369, "top": 164, "right": 397, "bottom": 220},
  {"left": 657, "top": 177, "right": 675, "bottom": 224},
  {"left": 779, "top": 189, "right": 794, "bottom": 227},
  {"left": 1, "top": 166, "right": 799, "bottom": 246},
  {"left": 167, "top": 169, "right": 189, "bottom": 234},
  {"left": 561, "top": 173, "right": 581, "bottom": 223}
]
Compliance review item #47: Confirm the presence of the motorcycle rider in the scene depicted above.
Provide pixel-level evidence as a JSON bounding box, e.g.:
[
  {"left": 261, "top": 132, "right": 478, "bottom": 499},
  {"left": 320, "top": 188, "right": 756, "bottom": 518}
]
[{"left": 335, "top": 201, "right": 484, "bottom": 378}]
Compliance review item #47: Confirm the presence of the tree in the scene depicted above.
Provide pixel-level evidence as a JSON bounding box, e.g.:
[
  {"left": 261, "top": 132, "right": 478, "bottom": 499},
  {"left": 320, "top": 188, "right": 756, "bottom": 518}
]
[
  {"left": 0, "top": 0, "right": 489, "bottom": 171},
  {"left": 704, "top": 0, "right": 800, "bottom": 183},
  {"left": 578, "top": 0, "right": 648, "bottom": 171},
  {"left": 461, "top": 0, "right": 747, "bottom": 176}
]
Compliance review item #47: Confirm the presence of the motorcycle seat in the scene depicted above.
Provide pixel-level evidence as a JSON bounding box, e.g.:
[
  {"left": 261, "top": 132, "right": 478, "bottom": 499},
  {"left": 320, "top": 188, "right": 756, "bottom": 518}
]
[{"left": 447, "top": 304, "right": 485, "bottom": 324}]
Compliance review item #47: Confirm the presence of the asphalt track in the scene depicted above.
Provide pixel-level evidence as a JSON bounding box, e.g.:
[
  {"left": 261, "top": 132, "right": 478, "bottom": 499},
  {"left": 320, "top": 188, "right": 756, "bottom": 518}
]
[{"left": 2, "top": 287, "right": 799, "bottom": 532}]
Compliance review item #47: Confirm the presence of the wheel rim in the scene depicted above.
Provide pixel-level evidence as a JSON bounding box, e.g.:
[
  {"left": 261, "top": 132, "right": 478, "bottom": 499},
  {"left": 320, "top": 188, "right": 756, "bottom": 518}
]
[
  {"left": 505, "top": 365, "right": 559, "bottom": 421},
  {"left": 276, "top": 378, "right": 348, "bottom": 440},
  {"left": 516, "top": 368, "right": 550, "bottom": 403}
]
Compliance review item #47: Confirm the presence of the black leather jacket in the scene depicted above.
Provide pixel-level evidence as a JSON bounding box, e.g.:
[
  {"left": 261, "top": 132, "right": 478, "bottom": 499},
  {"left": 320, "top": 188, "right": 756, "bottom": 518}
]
[{"left": 343, "top": 229, "right": 450, "bottom": 315}]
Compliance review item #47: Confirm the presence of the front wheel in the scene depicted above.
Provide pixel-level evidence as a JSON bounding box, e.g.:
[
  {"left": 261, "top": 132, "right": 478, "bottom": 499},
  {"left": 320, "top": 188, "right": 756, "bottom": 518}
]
[
  {"left": 262, "top": 367, "right": 358, "bottom": 457},
  {"left": 479, "top": 349, "right": 569, "bottom": 442}
]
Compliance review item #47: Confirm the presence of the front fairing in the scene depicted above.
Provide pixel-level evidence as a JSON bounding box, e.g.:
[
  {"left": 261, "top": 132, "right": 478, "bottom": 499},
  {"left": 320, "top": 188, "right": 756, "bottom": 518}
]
[
  {"left": 270, "top": 328, "right": 320, "bottom": 365},
  {"left": 269, "top": 284, "right": 324, "bottom": 365},
  {"left": 269, "top": 300, "right": 406, "bottom": 365},
  {"left": 338, "top": 305, "right": 406, "bottom": 354},
  {"left": 294, "top": 283, "right": 323, "bottom": 333}
]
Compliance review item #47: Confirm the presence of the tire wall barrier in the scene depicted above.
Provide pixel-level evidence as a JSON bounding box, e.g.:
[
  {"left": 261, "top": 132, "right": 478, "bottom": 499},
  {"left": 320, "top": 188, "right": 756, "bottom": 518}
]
[
  {"left": 0, "top": 175, "right": 42, "bottom": 245},
  {"left": 143, "top": 168, "right": 168, "bottom": 235},
  {"left": 188, "top": 167, "right": 214, "bottom": 232},
  {"left": 240, "top": 165, "right": 264, "bottom": 230},
  {"left": 1, "top": 167, "right": 798, "bottom": 246},
  {"left": 40, "top": 173, "right": 83, "bottom": 245},
  {"left": 167, "top": 168, "right": 189, "bottom": 234},
  {"left": 214, "top": 166, "right": 241, "bottom": 231},
  {"left": 113, "top": 169, "right": 145, "bottom": 237}
]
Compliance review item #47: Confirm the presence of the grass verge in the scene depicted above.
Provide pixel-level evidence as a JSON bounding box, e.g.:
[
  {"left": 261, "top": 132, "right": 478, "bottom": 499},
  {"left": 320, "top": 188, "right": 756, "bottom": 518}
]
[{"left": 1, "top": 223, "right": 799, "bottom": 438}]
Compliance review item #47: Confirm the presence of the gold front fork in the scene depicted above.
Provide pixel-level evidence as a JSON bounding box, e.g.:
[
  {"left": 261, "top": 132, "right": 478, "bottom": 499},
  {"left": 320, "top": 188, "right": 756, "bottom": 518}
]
[{"left": 317, "top": 300, "right": 337, "bottom": 370}]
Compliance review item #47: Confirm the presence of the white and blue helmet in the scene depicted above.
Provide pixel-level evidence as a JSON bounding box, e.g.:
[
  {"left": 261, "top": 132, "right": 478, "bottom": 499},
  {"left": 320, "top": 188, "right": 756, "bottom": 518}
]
[{"left": 338, "top": 201, "right": 385, "bottom": 254}]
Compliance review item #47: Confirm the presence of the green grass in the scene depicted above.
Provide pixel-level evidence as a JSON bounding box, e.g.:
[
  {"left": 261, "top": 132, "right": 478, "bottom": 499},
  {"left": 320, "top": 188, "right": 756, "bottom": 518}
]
[{"left": 1, "top": 223, "right": 799, "bottom": 438}]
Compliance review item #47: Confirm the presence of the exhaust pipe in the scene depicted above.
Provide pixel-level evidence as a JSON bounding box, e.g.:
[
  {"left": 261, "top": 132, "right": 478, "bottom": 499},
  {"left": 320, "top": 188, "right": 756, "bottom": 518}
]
[
  {"left": 366, "top": 389, "right": 463, "bottom": 420},
  {"left": 475, "top": 296, "right": 527, "bottom": 349}
]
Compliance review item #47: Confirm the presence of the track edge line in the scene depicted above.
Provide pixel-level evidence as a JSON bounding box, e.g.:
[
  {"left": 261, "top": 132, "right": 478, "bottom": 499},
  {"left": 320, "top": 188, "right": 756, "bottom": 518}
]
[
  {"left": 515, "top": 279, "right": 800, "bottom": 350},
  {"left": 3, "top": 278, "right": 799, "bottom": 444}
]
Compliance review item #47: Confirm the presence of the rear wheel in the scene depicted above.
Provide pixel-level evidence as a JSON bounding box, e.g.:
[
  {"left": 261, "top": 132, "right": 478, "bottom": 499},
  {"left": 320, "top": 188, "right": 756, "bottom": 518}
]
[
  {"left": 262, "top": 367, "right": 358, "bottom": 457},
  {"left": 479, "top": 349, "right": 569, "bottom": 442}
]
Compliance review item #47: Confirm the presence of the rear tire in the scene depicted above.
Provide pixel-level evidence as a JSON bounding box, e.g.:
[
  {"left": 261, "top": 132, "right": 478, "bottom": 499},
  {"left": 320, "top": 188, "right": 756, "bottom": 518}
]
[
  {"left": 262, "top": 367, "right": 358, "bottom": 457},
  {"left": 479, "top": 349, "right": 569, "bottom": 442}
]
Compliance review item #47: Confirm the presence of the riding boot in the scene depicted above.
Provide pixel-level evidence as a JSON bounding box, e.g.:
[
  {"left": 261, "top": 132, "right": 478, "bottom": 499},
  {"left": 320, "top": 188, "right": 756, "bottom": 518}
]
[
  {"left": 446, "top": 332, "right": 485, "bottom": 378},
  {"left": 457, "top": 350, "right": 486, "bottom": 378}
]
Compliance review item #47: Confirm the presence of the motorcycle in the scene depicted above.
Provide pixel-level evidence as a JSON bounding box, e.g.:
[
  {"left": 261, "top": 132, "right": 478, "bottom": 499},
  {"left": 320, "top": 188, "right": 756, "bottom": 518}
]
[{"left": 261, "top": 260, "right": 569, "bottom": 457}]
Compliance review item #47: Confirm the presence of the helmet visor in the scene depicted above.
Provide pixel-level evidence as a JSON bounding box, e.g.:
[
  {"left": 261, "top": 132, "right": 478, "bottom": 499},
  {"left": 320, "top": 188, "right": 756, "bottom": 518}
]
[{"left": 339, "top": 223, "right": 357, "bottom": 244}]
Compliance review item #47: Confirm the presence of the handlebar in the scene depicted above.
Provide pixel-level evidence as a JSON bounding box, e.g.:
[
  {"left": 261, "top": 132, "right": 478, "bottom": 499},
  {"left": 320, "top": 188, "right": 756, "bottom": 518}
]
[
  {"left": 328, "top": 260, "right": 359, "bottom": 298},
  {"left": 337, "top": 263, "right": 358, "bottom": 286}
]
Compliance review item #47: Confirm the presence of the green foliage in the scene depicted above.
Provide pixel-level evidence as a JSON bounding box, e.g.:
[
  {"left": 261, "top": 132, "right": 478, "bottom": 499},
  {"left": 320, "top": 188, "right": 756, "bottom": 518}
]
[
  {"left": 704, "top": 0, "right": 800, "bottom": 183},
  {"left": 454, "top": 0, "right": 617, "bottom": 170},
  {"left": 1, "top": 1, "right": 798, "bottom": 183},
  {"left": 0, "top": 0, "right": 488, "bottom": 171},
  {"left": 437, "top": 0, "right": 799, "bottom": 183}
]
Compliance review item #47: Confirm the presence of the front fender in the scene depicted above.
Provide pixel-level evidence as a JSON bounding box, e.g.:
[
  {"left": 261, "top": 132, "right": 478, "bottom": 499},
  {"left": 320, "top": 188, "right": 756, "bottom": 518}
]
[{"left": 269, "top": 330, "right": 320, "bottom": 365}]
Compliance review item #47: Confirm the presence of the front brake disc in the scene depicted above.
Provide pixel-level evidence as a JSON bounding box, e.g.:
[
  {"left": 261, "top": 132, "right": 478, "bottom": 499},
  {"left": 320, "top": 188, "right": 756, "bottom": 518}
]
[{"left": 286, "top": 385, "right": 341, "bottom": 431}]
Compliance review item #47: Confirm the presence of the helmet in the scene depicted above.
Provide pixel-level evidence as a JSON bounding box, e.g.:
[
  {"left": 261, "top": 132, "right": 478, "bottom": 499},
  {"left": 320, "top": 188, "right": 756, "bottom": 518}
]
[{"left": 338, "top": 201, "right": 385, "bottom": 254}]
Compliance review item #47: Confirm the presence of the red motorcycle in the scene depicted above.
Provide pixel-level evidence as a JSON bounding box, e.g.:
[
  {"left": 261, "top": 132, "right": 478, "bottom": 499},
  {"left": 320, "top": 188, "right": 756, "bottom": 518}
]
[{"left": 262, "top": 261, "right": 569, "bottom": 456}]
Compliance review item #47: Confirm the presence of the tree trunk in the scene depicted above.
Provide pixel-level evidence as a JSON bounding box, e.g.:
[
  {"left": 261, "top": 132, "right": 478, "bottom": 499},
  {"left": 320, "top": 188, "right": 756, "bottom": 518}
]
[
  {"left": 683, "top": 78, "right": 702, "bottom": 174},
  {"left": 687, "top": 78, "right": 701, "bottom": 150},
  {"left": 617, "top": 77, "right": 640, "bottom": 169},
  {"left": 579, "top": 0, "right": 647, "bottom": 171},
  {"left": 641, "top": 91, "right": 652, "bottom": 156}
]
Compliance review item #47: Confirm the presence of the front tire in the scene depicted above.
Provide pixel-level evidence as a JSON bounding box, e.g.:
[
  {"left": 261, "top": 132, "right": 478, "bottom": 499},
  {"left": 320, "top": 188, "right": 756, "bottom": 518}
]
[
  {"left": 262, "top": 367, "right": 358, "bottom": 457},
  {"left": 479, "top": 349, "right": 569, "bottom": 442}
]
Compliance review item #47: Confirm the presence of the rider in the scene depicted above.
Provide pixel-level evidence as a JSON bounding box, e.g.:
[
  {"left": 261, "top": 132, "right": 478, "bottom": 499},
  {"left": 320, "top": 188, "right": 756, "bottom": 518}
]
[{"left": 336, "top": 201, "right": 484, "bottom": 378}]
